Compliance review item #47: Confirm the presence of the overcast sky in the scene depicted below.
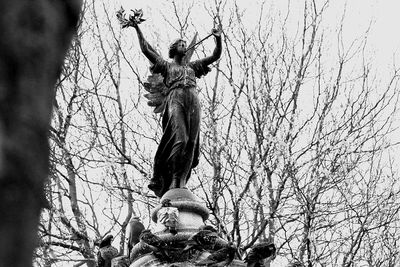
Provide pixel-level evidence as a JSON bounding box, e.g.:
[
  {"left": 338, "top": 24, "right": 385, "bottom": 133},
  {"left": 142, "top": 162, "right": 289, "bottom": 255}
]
[{"left": 116, "top": 0, "right": 400, "bottom": 67}]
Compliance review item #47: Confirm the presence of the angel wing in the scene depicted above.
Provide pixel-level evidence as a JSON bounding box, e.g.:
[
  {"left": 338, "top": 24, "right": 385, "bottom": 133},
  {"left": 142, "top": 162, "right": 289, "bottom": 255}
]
[
  {"left": 143, "top": 71, "right": 167, "bottom": 114},
  {"left": 143, "top": 33, "right": 198, "bottom": 114}
]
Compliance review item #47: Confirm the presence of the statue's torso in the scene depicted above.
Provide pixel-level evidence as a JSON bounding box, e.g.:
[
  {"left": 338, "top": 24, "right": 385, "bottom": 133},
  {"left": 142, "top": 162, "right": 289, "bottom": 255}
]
[{"left": 165, "top": 63, "right": 197, "bottom": 89}]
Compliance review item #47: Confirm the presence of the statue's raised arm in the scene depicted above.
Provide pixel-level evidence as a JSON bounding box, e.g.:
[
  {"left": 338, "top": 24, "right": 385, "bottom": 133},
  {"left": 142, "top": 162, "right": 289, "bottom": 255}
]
[
  {"left": 191, "top": 27, "right": 222, "bottom": 66},
  {"left": 116, "top": 7, "right": 161, "bottom": 63},
  {"left": 133, "top": 24, "right": 160, "bottom": 64},
  {"left": 186, "top": 26, "right": 222, "bottom": 80}
]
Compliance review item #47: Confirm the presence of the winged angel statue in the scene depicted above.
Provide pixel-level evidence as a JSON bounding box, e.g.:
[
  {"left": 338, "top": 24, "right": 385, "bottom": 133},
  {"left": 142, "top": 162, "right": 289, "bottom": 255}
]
[{"left": 117, "top": 8, "right": 222, "bottom": 197}]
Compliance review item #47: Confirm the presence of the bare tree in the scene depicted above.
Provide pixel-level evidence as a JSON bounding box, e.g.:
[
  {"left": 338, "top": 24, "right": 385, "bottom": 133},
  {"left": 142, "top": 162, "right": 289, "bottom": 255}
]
[
  {"left": 0, "top": 0, "right": 82, "bottom": 267},
  {"left": 194, "top": 0, "right": 400, "bottom": 266},
  {"left": 36, "top": 1, "right": 159, "bottom": 266},
  {"left": 36, "top": 1, "right": 400, "bottom": 266}
]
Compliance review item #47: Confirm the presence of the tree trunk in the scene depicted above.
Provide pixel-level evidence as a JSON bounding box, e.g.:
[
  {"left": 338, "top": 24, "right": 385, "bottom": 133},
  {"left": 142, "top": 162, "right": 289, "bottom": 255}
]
[{"left": 0, "top": 0, "right": 81, "bottom": 266}]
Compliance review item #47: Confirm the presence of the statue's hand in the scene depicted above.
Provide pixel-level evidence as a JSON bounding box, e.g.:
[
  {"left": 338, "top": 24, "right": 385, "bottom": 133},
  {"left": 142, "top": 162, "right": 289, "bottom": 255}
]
[
  {"left": 131, "top": 9, "right": 146, "bottom": 26},
  {"left": 211, "top": 26, "right": 222, "bottom": 37},
  {"left": 117, "top": 7, "right": 145, "bottom": 29},
  {"left": 127, "top": 14, "right": 138, "bottom": 28}
]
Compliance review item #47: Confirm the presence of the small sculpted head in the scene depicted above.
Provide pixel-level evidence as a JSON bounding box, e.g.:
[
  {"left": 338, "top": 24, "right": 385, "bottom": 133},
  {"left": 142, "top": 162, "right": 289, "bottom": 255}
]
[{"left": 169, "top": 39, "right": 187, "bottom": 58}]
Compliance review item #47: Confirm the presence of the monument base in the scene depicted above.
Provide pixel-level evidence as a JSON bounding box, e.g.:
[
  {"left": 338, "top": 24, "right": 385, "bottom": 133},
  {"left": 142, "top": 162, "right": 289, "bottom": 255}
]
[{"left": 127, "top": 188, "right": 245, "bottom": 267}]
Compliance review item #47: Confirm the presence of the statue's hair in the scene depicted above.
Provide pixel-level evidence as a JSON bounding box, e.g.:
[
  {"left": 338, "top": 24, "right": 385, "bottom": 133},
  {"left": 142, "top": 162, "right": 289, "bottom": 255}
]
[{"left": 168, "top": 38, "right": 186, "bottom": 58}]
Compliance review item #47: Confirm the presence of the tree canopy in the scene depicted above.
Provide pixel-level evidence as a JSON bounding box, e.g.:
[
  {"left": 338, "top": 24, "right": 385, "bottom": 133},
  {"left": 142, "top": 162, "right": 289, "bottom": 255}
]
[{"left": 36, "top": 1, "right": 400, "bottom": 266}]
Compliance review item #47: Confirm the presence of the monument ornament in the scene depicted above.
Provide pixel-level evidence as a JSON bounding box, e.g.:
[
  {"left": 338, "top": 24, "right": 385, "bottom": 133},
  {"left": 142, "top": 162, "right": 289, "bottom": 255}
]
[{"left": 113, "top": 9, "right": 277, "bottom": 267}]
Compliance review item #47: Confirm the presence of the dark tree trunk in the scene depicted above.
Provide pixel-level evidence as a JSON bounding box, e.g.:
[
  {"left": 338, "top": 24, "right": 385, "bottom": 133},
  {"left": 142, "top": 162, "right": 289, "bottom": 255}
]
[{"left": 0, "top": 0, "right": 82, "bottom": 266}]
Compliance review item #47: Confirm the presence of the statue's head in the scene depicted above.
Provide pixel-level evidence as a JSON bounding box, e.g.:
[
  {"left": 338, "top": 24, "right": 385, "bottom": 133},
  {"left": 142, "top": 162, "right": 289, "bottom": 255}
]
[{"left": 169, "top": 38, "right": 187, "bottom": 58}]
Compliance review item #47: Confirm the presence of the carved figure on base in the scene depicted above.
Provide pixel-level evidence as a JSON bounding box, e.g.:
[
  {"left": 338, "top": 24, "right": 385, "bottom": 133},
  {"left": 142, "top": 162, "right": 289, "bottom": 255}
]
[
  {"left": 158, "top": 199, "right": 179, "bottom": 235},
  {"left": 97, "top": 234, "right": 119, "bottom": 267},
  {"left": 244, "top": 242, "right": 276, "bottom": 267},
  {"left": 127, "top": 217, "right": 145, "bottom": 256},
  {"left": 195, "top": 242, "right": 236, "bottom": 266}
]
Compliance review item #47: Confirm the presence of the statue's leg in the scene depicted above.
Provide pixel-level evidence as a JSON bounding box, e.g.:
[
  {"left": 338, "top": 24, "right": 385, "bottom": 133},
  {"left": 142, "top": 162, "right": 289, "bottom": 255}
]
[
  {"left": 182, "top": 90, "right": 201, "bottom": 186},
  {"left": 170, "top": 133, "right": 196, "bottom": 188},
  {"left": 168, "top": 88, "right": 200, "bottom": 190},
  {"left": 167, "top": 101, "right": 188, "bottom": 190},
  {"left": 184, "top": 134, "right": 200, "bottom": 184},
  {"left": 150, "top": 118, "right": 173, "bottom": 196},
  {"left": 169, "top": 139, "right": 188, "bottom": 189}
]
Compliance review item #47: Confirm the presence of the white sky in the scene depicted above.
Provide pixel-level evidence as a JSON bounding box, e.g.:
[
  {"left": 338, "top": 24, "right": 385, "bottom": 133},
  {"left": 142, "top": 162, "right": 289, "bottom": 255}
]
[{"left": 116, "top": 0, "right": 400, "bottom": 66}]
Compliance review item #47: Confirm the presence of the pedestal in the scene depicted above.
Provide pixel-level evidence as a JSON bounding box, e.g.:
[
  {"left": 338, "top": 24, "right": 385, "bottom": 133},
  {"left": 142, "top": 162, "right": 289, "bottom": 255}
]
[{"left": 128, "top": 188, "right": 246, "bottom": 267}]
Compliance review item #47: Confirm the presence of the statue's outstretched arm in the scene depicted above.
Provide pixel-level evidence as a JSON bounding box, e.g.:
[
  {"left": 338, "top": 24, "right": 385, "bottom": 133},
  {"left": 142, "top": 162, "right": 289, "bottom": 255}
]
[
  {"left": 197, "top": 28, "right": 222, "bottom": 66},
  {"left": 134, "top": 25, "right": 160, "bottom": 64}
]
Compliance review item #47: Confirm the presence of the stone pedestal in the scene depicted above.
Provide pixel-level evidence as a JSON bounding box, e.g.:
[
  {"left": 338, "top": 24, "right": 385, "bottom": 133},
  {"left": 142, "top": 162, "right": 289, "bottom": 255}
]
[
  {"left": 128, "top": 188, "right": 245, "bottom": 267},
  {"left": 152, "top": 188, "right": 209, "bottom": 235}
]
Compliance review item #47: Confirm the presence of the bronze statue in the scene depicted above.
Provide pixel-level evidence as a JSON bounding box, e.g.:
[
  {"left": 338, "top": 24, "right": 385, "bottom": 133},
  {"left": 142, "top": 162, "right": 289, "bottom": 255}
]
[{"left": 122, "top": 9, "right": 222, "bottom": 197}]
